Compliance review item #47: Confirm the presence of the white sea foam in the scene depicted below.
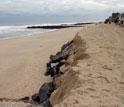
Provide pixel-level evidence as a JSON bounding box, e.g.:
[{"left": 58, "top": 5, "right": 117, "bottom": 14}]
[
  {"left": 0, "top": 25, "right": 50, "bottom": 39},
  {"left": 0, "top": 22, "right": 83, "bottom": 39}
]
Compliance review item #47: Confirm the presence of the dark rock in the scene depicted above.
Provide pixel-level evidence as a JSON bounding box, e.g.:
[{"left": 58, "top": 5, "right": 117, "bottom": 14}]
[
  {"left": 73, "top": 22, "right": 94, "bottom": 25},
  {"left": 50, "top": 67, "right": 56, "bottom": 77},
  {"left": 50, "top": 54, "right": 69, "bottom": 63},
  {"left": 45, "top": 63, "right": 51, "bottom": 76},
  {"left": 49, "top": 41, "right": 73, "bottom": 64},
  {"left": 45, "top": 40, "right": 72, "bottom": 77},
  {"left": 46, "top": 61, "right": 65, "bottom": 77},
  {"left": 39, "top": 81, "right": 56, "bottom": 103},
  {"left": 48, "top": 81, "right": 56, "bottom": 93},
  {"left": 56, "top": 51, "right": 62, "bottom": 56},
  {"left": 44, "top": 71, "right": 51, "bottom": 76},
  {"left": 19, "top": 96, "right": 29, "bottom": 102},
  {"left": 27, "top": 25, "right": 82, "bottom": 29},
  {"left": 50, "top": 55, "right": 55, "bottom": 60},
  {"left": 45, "top": 63, "right": 57, "bottom": 77},
  {"left": 61, "top": 40, "right": 73, "bottom": 51},
  {"left": 55, "top": 67, "right": 60, "bottom": 75},
  {"left": 27, "top": 22, "right": 95, "bottom": 30},
  {"left": 56, "top": 62, "right": 65, "bottom": 68},
  {"left": 32, "top": 93, "right": 40, "bottom": 102},
  {"left": 42, "top": 100, "right": 52, "bottom": 107}
]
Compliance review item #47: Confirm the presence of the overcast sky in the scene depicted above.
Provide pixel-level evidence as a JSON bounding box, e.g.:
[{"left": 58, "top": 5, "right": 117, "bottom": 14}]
[{"left": 0, "top": 0, "right": 124, "bottom": 23}]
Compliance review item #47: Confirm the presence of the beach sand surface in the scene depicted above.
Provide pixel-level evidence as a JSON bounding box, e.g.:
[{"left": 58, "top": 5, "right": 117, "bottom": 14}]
[
  {"left": 0, "top": 27, "right": 83, "bottom": 100},
  {"left": 0, "top": 23, "right": 123, "bottom": 107}
]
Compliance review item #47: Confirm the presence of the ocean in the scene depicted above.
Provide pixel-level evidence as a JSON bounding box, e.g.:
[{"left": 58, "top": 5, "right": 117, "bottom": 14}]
[
  {"left": 0, "top": 22, "right": 54, "bottom": 39},
  {"left": 0, "top": 21, "right": 77, "bottom": 39}
]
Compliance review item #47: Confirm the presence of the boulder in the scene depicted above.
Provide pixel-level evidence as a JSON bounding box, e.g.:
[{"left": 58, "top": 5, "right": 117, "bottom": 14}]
[
  {"left": 50, "top": 54, "right": 69, "bottom": 63},
  {"left": 38, "top": 81, "right": 56, "bottom": 103},
  {"left": 45, "top": 61, "right": 65, "bottom": 77},
  {"left": 42, "top": 100, "right": 52, "bottom": 107},
  {"left": 32, "top": 93, "right": 40, "bottom": 102},
  {"left": 61, "top": 40, "right": 73, "bottom": 52},
  {"left": 45, "top": 63, "right": 51, "bottom": 76}
]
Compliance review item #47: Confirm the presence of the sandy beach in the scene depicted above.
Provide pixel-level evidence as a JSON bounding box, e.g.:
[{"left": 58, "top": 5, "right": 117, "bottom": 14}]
[
  {"left": 0, "top": 27, "right": 83, "bottom": 99},
  {"left": 0, "top": 23, "right": 124, "bottom": 107}
]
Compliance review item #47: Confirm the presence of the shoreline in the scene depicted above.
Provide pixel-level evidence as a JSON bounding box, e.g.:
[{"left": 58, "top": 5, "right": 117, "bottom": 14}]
[
  {"left": 0, "top": 29, "right": 57, "bottom": 41},
  {"left": 0, "top": 21, "right": 96, "bottom": 40}
]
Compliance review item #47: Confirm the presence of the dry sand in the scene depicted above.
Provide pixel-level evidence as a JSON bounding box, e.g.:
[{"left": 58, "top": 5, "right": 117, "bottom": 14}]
[
  {"left": 1, "top": 23, "right": 123, "bottom": 107},
  {"left": 0, "top": 27, "right": 83, "bottom": 100},
  {"left": 50, "top": 23, "right": 124, "bottom": 107}
]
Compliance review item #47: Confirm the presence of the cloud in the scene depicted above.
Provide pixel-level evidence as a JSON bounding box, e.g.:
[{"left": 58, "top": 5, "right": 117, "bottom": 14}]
[
  {"left": 0, "top": 0, "right": 124, "bottom": 22},
  {"left": 0, "top": 0, "right": 123, "bottom": 14}
]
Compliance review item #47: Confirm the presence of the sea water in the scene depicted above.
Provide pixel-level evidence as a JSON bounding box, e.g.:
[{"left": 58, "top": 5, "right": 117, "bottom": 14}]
[
  {"left": 0, "top": 23, "right": 51, "bottom": 39},
  {"left": 0, "top": 22, "right": 77, "bottom": 39}
]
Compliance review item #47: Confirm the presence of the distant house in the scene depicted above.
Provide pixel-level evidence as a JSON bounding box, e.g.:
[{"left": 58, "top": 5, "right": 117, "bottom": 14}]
[
  {"left": 118, "top": 13, "right": 124, "bottom": 25},
  {"left": 112, "top": 13, "right": 120, "bottom": 22},
  {"left": 104, "top": 12, "right": 124, "bottom": 26}
]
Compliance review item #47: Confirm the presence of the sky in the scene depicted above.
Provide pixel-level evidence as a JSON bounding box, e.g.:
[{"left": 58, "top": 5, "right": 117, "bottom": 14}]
[{"left": 0, "top": 0, "right": 124, "bottom": 23}]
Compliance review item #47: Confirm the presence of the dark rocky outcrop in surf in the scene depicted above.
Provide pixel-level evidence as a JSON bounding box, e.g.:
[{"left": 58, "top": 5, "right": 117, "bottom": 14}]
[
  {"left": 73, "top": 22, "right": 95, "bottom": 25},
  {"left": 27, "top": 25, "right": 80, "bottom": 29},
  {"left": 27, "top": 22, "right": 95, "bottom": 29}
]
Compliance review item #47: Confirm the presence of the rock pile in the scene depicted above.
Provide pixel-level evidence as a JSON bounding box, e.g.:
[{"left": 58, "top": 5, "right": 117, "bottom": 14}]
[
  {"left": 45, "top": 40, "right": 73, "bottom": 77},
  {"left": 30, "top": 40, "right": 74, "bottom": 107}
]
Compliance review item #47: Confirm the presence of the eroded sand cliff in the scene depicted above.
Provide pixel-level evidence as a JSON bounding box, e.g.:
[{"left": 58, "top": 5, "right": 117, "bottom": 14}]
[{"left": 50, "top": 23, "right": 124, "bottom": 107}]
